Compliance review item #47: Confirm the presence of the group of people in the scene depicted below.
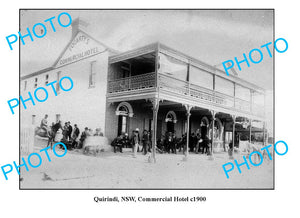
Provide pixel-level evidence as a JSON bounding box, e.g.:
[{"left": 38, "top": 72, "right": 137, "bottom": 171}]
[
  {"left": 111, "top": 121, "right": 211, "bottom": 157},
  {"left": 155, "top": 121, "right": 211, "bottom": 155},
  {"left": 40, "top": 114, "right": 103, "bottom": 150},
  {"left": 40, "top": 114, "right": 211, "bottom": 154},
  {"left": 157, "top": 132, "right": 210, "bottom": 155},
  {"left": 111, "top": 128, "right": 152, "bottom": 157}
]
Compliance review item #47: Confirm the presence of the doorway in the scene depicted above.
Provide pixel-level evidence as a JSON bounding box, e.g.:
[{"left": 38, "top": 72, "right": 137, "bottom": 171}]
[
  {"left": 165, "top": 111, "right": 177, "bottom": 134},
  {"left": 118, "top": 115, "right": 128, "bottom": 136},
  {"left": 166, "top": 121, "right": 174, "bottom": 133}
]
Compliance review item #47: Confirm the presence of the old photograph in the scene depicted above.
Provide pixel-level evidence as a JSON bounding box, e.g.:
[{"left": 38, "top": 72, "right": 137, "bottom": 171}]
[{"left": 19, "top": 9, "right": 274, "bottom": 189}]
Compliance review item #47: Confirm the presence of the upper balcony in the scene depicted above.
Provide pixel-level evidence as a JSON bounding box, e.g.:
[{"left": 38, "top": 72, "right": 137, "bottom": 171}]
[{"left": 107, "top": 43, "right": 266, "bottom": 120}]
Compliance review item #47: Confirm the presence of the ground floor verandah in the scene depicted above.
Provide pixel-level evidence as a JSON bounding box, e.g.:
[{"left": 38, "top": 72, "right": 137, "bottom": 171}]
[{"left": 105, "top": 97, "right": 267, "bottom": 161}]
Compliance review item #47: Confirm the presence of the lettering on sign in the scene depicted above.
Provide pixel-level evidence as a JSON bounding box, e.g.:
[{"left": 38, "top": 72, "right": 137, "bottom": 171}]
[
  {"left": 56, "top": 32, "right": 106, "bottom": 67},
  {"left": 59, "top": 47, "right": 100, "bottom": 66},
  {"left": 69, "top": 34, "right": 90, "bottom": 52}
]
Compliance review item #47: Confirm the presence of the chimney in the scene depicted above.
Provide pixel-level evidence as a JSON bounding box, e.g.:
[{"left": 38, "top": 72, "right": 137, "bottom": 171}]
[{"left": 71, "top": 18, "right": 89, "bottom": 38}]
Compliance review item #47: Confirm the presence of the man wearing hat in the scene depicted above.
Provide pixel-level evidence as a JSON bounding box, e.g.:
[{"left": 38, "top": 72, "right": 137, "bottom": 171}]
[
  {"left": 142, "top": 130, "right": 151, "bottom": 155},
  {"left": 78, "top": 127, "right": 89, "bottom": 149},
  {"left": 132, "top": 128, "right": 140, "bottom": 158}
]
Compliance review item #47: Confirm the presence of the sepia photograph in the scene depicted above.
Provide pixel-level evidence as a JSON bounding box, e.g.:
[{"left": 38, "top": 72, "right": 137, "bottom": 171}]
[{"left": 19, "top": 9, "right": 274, "bottom": 189}]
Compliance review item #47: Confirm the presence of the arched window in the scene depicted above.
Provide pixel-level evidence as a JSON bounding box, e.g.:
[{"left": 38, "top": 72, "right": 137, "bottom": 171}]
[
  {"left": 115, "top": 102, "right": 133, "bottom": 117},
  {"left": 115, "top": 102, "right": 133, "bottom": 136},
  {"left": 165, "top": 111, "right": 177, "bottom": 133},
  {"left": 165, "top": 111, "right": 177, "bottom": 123},
  {"left": 118, "top": 105, "right": 129, "bottom": 116},
  {"left": 200, "top": 116, "right": 209, "bottom": 126}
]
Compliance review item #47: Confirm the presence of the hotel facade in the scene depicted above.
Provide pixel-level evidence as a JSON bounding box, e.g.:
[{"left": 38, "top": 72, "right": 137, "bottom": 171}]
[{"left": 20, "top": 18, "right": 268, "bottom": 156}]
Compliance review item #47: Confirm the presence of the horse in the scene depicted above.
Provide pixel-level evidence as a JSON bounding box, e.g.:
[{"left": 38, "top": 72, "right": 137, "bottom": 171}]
[
  {"left": 237, "top": 140, "right": 266, "bottom": 164},
  {"left": 35, "top": 127, "right": 56, "bottom": 149}
]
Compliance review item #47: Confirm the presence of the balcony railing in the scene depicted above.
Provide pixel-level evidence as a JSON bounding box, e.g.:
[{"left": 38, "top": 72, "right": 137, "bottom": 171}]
[
  {"left": 158, "top": 73, "right": 235, "bottom": 109},
  {"left": 159, "top": 73, "right": 189, "bottom": 95},
  {"left": 108, "top": 72, "right": 155, "bottom": 93},
  {"left": 107, "top": 72, "right": 264, "bottom": 118},
  {"left": 235, "top": 98, "right": 251, "bottom": 112}
]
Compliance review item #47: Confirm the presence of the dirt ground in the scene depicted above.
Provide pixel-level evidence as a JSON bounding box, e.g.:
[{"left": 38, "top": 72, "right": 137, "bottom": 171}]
[{"left": 20, "top": 144, "right": 273, "bottom": 189}]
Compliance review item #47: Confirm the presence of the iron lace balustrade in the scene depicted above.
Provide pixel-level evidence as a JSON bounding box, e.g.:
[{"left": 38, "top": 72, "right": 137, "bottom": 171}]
[
  {"left": 158, "top": 73, "right": 189, "bottom": 95},
  {"left": 158, "top": 73, "right": 262, "bottom": 117},
  {"left": 107, "top": 72, "right": 263, "bottom": 118},
  {"left": 158, "top": 73, "right": 235, "bottom": 109},
  {"left": 108, "top": 72, "right": 156, "bottom": 93},
  {"left": 235, "top": 98, "right": 251, "bottom": 112}
]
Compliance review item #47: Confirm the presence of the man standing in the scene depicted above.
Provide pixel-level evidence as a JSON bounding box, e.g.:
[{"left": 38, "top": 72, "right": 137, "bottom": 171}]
[
  {"left": 72, "top": 124, "right": 80, "bottom": 140},
  {"left": 62, "top": 122, "right": 68, "bottom": 140},
  {"left": 71, "top": 124, "right": 80, "bottom": 148},
  {"left": 195, "top": 129, "right": 201, "bottom": 154},
  {"left": 142, "top": 130, "right": 150, "bottom": 155},
  {"left": 78, "top": 127, "right": 89, "bottom": 149},
  {"left": 67, "top": 122, "right": 73, "bottom": 141},
  {"left": 131, "top": 128, "right": 140, "bottom": 158},
  {"left": 200, "top": 121, "right": 208, "bottom": 154},
  {"left": 123, "top": 133, "right": 130, "bottom": 148}
]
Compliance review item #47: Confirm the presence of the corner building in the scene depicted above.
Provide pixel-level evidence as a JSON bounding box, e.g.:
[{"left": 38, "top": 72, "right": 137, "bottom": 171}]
[{"left": 21, "top": 19, "right": 267, "bottom": 152}]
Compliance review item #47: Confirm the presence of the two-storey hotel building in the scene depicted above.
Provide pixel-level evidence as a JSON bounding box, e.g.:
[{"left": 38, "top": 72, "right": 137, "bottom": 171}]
[{"left": 20, "top": 18, "right": 267, "bottom": 157}]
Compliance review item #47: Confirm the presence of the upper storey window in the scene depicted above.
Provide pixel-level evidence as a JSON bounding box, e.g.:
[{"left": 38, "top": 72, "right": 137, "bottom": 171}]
[
  {"left": 215, "top": 76, "right": 234, "bottom": 96},
  {"left": 56, "top": 71, "right": 61, "bottom": 94},
  {"left": 34, "top": 78, "right": 38, "bottom": 88},
  {"left": 158, "top": 53, "right": 188, "bottom": 81},
  {"left": 24, "top": 80, "right": 27, "bottom": 91},
  {"left": 45, "top": 74, "right": 49, "bottom": 85},
  {"left": 235, "top": 85, "right": 251, "bottom": 101},
  {"left": 189, "top": 66, "right": 213, "bottom": 90},
  {"left": 89, "top": 61, "right": 96, "bottom": 88}
]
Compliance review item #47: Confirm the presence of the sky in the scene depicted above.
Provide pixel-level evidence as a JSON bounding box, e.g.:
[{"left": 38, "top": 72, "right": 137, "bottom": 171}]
[{"left": 20, "top": 9, "right": 274, "bottom": 132}]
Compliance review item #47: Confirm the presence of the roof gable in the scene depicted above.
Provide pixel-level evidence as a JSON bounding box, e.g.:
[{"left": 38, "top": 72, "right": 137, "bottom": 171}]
[{"left": 53, "top": 31, "right": 109, "bottom": 68}]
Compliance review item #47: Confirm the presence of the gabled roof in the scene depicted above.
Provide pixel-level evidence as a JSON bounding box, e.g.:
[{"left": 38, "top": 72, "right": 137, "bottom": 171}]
[
  {"left": 21, "top": 67, "right": 54, "bottom": 80},
  {"left": 52, "top": 30, "right": 119, "bottom": 68},
  {"left": 21, "top": 30, "right": 119, "bottom": 81}
]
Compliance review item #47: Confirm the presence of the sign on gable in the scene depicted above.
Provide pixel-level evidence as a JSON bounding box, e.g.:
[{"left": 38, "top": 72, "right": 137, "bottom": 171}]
[{"left": 56, "top": 32, "right": 106, "bottom": 67}]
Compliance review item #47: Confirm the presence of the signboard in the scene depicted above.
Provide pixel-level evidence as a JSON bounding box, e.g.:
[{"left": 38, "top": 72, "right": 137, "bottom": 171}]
[{"left": 56, "top": 31, "right": 106, "bottom": 67}]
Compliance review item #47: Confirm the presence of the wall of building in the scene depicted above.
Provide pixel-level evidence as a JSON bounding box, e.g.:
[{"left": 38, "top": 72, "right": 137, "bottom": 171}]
[
  {"left": 104, "top": 100, "right": 228, "bottom": 144},
  {"left": 20, "top": 50, "right": 109, "bottom": 134},
  {"left": 105, "top": 101, "right": 153, "bottom": 142},
  {"left": 158, "top": 111, "right": 185, "bottom": 138}
]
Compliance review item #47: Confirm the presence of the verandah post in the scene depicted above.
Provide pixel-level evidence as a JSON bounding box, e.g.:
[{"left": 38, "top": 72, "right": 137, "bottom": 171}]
[
  {"left": 150, "top": 97, "right": 159, "bottom": 163},
  {"left": 183, "top": 104, "right": 192, "bottom": 161},
  {"left": 208, "top": 110, "right": 215, "bottom": 160},
  {"left": 263, "top": 121, "right": 266, "bottom": 146},
  {"left": 229, "top": 114, "right": 236, "bottom": 159},
  {"left": 149, "top": 43, "right": 160, "bottom": 163},
  {"left": 232, "top": 115, "right": 236, "bottom": 148},
  {"left": 249, "top": 119, "right": 252, "bottom": 144}
]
